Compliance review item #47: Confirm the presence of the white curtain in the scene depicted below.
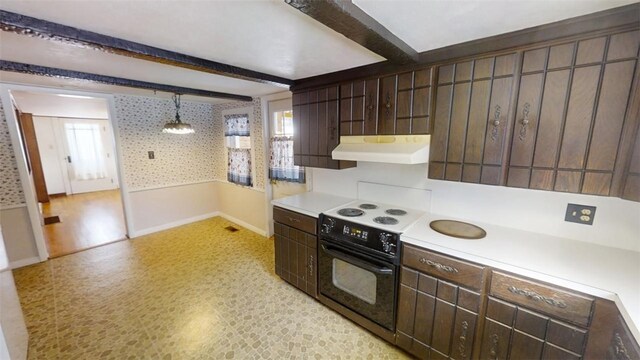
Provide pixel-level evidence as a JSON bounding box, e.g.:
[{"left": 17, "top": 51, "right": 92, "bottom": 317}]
[{"left": 64, "top": 122, "right": 108, "bottom": 180}]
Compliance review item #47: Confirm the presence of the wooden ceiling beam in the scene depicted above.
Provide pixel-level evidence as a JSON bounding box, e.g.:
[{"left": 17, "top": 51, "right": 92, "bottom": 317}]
[
  {"left": 0, "top": 60, "right": 254, "bottom": 101},
  {"left": 0, "top": 10, "right": 293, "bottom": 87},
  {"left": 285, "top": 0, "right": 418, "bottom": 64}
]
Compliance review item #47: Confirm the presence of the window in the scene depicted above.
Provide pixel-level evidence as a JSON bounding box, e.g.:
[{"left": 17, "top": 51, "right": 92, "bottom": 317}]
[
  {"left": 269, "top": 109, "right": 304, "bottom": 183},
  {"left": 225, "top": 114, "right": 252, "bottom": 187}
]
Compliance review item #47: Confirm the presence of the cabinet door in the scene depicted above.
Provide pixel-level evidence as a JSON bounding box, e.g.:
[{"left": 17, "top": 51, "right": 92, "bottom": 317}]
[
  {"left": 396, "top": 265, "right": 480, "bottom": 360},
  {"left": 292, "top": 87, "right": 355, "bottom": 169},
  {"left": 429, "top": 54, "right": 517, "bottom": 185},
  {"left": 508, "top": 30, "right": 639, "bottom": 196},
  {"left": 378, "top": 75, "right": 397, "bottom": 134},
  {"left": 622, "top": 125, "right": 640, "bottom": 201}
]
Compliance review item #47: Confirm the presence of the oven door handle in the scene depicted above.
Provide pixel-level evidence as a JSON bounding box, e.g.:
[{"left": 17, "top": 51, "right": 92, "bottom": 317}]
[{"left": 321, "top": 245, "right": 393, "bottom": 275}]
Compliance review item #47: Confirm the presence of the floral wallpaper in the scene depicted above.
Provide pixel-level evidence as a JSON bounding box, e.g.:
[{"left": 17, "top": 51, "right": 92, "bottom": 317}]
[
  {"left": 213, "top": 98, "right": 265, "bottom": 190},
  {"left": 0, "top": 101, "right": 26, "bottom": 208},
  {"left": 114, "top": 95, "right": 216, "bottom": 190},
  {"left": 0, "top": 94, "right": 265, "bottom": 205}
]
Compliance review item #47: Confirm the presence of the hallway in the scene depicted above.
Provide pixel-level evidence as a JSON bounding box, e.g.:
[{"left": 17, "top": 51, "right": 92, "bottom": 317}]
[{"left": 42, "top": 190, "right": 126, "bottom": 258}]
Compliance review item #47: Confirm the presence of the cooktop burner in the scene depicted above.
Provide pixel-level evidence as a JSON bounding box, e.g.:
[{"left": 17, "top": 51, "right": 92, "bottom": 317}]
[
  {"left": 359, "top": 204, "right": 378, "bottom": 210},
  {"left": 373, "top": 216, "right": 399, "bottom": 225},
  {"left": 385, "top": 209, "right": 407, "bottom": 216},
  {"left": 338, "top": 208, "right": 365, "bottom": 217}
]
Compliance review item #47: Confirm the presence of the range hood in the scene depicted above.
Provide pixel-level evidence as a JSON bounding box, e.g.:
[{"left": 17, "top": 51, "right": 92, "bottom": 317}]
[{"left": 332, "top": 135, "right": 430, "bottom": 164}]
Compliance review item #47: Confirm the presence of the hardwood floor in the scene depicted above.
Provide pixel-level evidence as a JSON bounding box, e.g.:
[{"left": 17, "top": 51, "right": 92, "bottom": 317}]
[{"left": 41, "top": 189, "right": 126, "bottom": 258}]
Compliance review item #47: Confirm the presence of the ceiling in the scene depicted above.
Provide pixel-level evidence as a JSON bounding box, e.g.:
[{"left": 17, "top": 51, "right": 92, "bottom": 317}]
[
  {"left": 0, "top": 0, "right": 636, "bottom": 102},
  {"left": 11, "top": 90, "right": 110, "bottom": 119}
]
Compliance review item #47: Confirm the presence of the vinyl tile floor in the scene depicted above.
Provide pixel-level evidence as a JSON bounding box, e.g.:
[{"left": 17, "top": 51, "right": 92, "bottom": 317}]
[{"left": 13, "top": 217, "right": 409, "bottom": 359}]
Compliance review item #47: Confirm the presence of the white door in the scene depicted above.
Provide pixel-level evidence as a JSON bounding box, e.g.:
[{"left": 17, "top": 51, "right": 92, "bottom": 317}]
[{"left": 60, "top": 119, "right": 119, "bottom": 194}]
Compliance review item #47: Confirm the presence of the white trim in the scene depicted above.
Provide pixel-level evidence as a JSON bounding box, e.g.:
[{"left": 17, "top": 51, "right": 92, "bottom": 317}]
[
  {"left": 0, "top": 203, "right": 27, "bottom": 211},
  {"left": 130, "top": 211, "right": 220, "bottom": 238},
  {"left": 217, "top": 213, "right": 268, "bottom": 237},
  {"left": 9, "top": 256, "right": 41, "bottom": 270},
  {"left": 127, "top": 179, "right": 265, "bottom": 194},
  {"left": 128, "top": 179, "right": 216, "bottom": 193}
]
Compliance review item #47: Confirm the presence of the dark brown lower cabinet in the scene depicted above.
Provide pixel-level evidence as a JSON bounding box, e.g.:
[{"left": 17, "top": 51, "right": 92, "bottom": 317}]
[
  {"left": 396, "top": 267, "right": 482, "bottom": 359},
  {"left": 395, "top": 244, "right": 640, "bottom": 359},
  {"left": 480, "top": 297, "right": 589, "bottom": 359},
  {"left": 273, "top": 207, "right": 318, "bottom": 298},
  {"left": 397, "top": 244, "right": 488, "bottom": 359},
  {"left": 605, "top": 315, "right": 640, "bottom": 360}
]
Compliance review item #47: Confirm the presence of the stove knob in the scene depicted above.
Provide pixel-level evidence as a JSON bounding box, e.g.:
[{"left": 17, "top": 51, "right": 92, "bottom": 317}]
[
  {"left": 322, "top": 218, "right": 335, "bottom": 233},
  {"left": 379, "top": 233, "right": 391, "bottom": 252}
]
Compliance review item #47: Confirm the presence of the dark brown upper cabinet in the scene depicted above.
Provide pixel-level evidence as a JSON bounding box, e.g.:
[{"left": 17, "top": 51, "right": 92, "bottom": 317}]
[
  {"left": 292, "top": 86, "right": 356, "bottom": 169},
  {"left": 429, "top": 29, "right": 640, "bottom": 200},
  {"left": 338, "top": 67, "right": 433, "bottom": 136},
  {"left": 429, "top": 54, "right": 518, "bottom": 185},
  {"left": 506, "top": 30, "right": 640, "bottom": 196}
]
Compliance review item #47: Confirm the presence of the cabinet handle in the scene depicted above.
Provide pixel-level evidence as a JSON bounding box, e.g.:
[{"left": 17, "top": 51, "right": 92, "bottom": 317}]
[
  {"left": 614, "top": 333, "right": 631, "bottom": 360},
  {"left": 490, "top": 105, "right": 502, "bottom": 142},
  {"left": 308, "top": 255, "right": 314, "bottom": 277},
  {"left": 489, "top": 334, "right": 499, "bottom": 360},
  {"left": 518, "top": 102, "right": 531, "bottom": 141},
  {"left": 507, "top": 285, "right": 567, "bottom": 308},
  {"left": 385, "top": 93, "right": 392, "bottom": 118},
  {"left": 419, "top": 258, "right": 459, "bottom": 273},
  {"left": 288, "top": 217, "right": 300, "bottom": 223},
  {"left": 330, "top": 126, "right": 336, "bottom": 141},
  {"left": 458, "top": 320, "right": 469, "bottom": 358}
]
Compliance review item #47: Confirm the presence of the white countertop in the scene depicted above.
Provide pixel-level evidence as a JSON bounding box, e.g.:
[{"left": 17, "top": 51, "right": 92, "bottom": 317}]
[
  {"left": 402, "top": 212, "right": 640, "bottom": 342},
  {"left": 271, "top": 192, "right": 354, "bottom": 217}
]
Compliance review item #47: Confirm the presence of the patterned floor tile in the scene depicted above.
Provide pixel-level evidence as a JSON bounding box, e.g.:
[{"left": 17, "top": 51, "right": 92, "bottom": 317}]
[{"left": 13, "top": 217, "right": 409, "bottom": 359}]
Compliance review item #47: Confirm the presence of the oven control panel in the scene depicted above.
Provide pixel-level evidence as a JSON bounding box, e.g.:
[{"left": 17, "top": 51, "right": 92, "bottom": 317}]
[
  {"left": 342, "top": 225, "right": 369, "bottom": 240},
  {"left": 319, "top": 214, "right": 400, "bottom": 259}
]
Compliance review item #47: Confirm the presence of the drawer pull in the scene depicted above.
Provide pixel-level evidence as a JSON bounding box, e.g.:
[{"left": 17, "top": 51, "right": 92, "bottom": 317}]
[
  {"left": 288, "top": 217, "right": 300, "bottom": 223},
  {"left": 419, "top": 258, "right": 459, "bottom": 273},
  {"left": 490, "top": 105, "right": 502, "bottom": 141},
  {"left": 614, "top": 333, "right": 631, "bottom": 360},
  {"left": 518, "top": 102, "right": 531, "bottom": 141},
  {"left": 507, "top": 285, "right": 567, "bottom": 308},
  {"left": 458, "top": 320, "right": 469, "bottom": 357},
  {"left": 489, "top": 334, "right": 499, "bottom": 360}
]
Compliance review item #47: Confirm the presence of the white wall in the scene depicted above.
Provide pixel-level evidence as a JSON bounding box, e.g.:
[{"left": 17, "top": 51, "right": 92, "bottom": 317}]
[
  {"left": 312, "top": 162, "right": 640, "bottom": 252},
  {"left": 129, "top": 181, "right": 219, "bottom": 236}
]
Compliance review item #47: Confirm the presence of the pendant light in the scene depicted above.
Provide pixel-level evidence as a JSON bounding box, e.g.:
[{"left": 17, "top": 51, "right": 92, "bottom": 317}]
[{"left": 162, "top": 94, "right": 194, "bottom": 134}]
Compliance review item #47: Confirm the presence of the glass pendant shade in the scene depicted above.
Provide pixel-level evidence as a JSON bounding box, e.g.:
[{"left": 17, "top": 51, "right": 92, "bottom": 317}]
[{"left": 163, "top": 94, "right": 194, "bottom": 134}]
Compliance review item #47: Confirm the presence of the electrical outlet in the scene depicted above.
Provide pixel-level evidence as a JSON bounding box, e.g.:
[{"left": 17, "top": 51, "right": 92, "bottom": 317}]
[
  {"left": 565, "top": 203, "right": 596, "bottom": 225},
  {"left": 148, "top": 151, "right": 155, "bottom": 159}
]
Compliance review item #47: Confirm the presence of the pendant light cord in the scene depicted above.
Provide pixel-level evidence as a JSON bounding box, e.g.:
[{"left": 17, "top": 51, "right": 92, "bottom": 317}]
[{"left": 173, "top": 93, "right": 182, "bottom": 123}]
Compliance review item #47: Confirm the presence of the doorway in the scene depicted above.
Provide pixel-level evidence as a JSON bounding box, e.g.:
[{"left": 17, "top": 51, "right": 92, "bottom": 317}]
[{"left": 10, "top": 90, "right": 128, "bottom": 258}]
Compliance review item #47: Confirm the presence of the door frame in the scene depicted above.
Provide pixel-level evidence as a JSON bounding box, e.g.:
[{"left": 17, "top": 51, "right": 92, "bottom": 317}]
[{"left": 0, "top": 83, "right": 134, "bottom": 261}]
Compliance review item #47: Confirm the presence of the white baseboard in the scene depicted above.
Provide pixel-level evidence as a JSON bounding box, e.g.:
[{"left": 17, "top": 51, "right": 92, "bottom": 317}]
[
  {"left": 131, "top": 211, "right": 220, "bottom": 238},
  {"left": 10, "top": 256, "right": 41, "bottom": 269},
  {"left": 217, "top": 213, "right": 268, "bottom": 237},
  {"left": 130, "top": 211, "right": 268, "bottom": 239}
]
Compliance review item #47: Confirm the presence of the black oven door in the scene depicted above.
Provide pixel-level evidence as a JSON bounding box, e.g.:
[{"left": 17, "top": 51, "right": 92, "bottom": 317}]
[{"left": 318, "top": 239, "right": 398, "bottom": 331}]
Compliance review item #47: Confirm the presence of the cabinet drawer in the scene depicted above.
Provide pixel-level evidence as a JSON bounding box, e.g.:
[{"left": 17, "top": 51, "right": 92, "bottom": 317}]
[
  {"left": 273, "top": 207, "right": 317, "bottom": 235},
  {"left": 402, "top": 244, "right": 485, "bottom": 291},
  {"left": 490, "top": 271, "right": 593, "bottom": 327}
]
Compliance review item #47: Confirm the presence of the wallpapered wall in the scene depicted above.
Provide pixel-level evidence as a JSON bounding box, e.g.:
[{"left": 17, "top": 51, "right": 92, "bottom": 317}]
[
  {"left": 212, "top": 98, "right": 265, "bottom": 191},
  {"left": 0, "top": 102, "right": 25, "bottom": 208},
  {"left": 114, "top": 95, "right": 217, "bottom": 190}
]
